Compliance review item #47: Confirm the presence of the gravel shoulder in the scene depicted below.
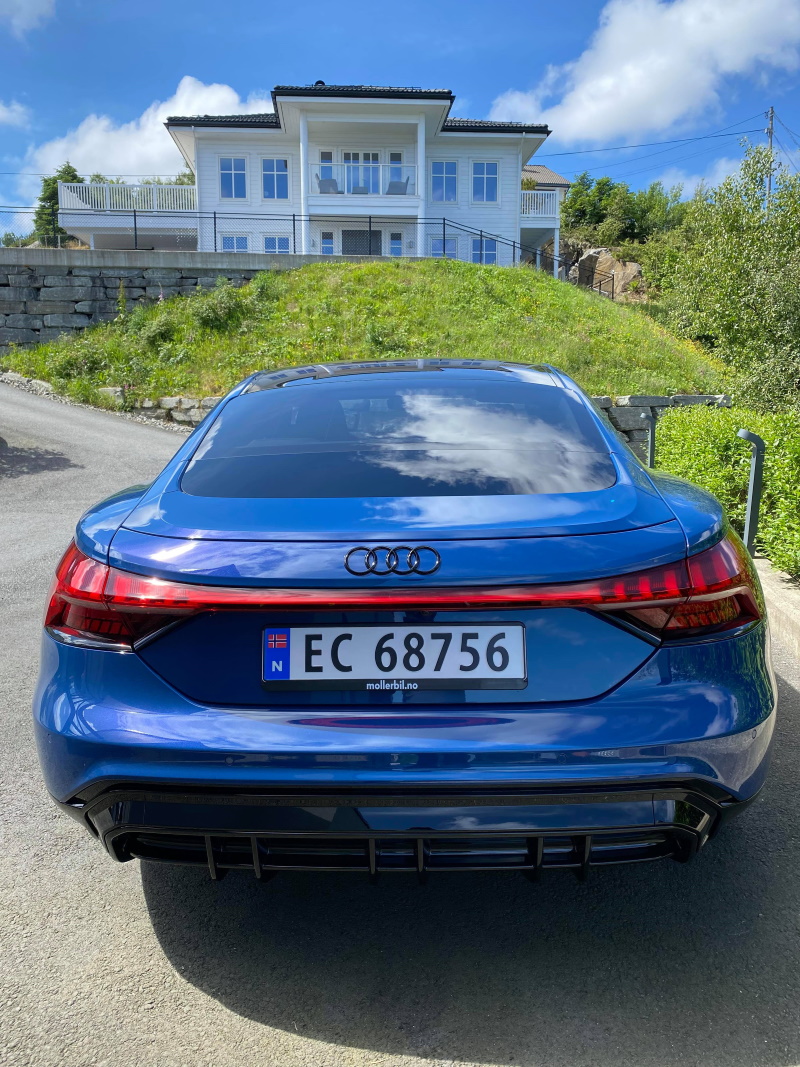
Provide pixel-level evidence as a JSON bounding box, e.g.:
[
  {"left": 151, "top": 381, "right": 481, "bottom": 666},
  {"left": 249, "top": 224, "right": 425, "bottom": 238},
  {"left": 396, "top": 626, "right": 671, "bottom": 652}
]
[{"left": 2, "top": 384, "right": 800, "bottom": 1067}]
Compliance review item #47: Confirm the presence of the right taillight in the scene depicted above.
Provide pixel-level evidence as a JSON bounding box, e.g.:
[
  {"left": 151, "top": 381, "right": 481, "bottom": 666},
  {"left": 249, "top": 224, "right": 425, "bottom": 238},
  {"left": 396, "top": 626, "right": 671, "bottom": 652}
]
[
  {"left": 620, "top": 532, "right": 763, "bottom": 639},
  {"left": 665, "top": 531, "right": 763, "bottom": 637}
]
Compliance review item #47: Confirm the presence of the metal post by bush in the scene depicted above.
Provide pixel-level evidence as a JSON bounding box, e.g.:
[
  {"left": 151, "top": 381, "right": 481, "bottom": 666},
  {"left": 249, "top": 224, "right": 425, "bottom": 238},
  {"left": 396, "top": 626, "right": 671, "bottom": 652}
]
[
  {"left": 737, "top": 429, "right": 766, "bottom": 554},
  {"left": 639, "top": 411, "right": 656, "bottom": 467},
  {"left": 133, "top": 209, "right": 138, "bottom": 250}
]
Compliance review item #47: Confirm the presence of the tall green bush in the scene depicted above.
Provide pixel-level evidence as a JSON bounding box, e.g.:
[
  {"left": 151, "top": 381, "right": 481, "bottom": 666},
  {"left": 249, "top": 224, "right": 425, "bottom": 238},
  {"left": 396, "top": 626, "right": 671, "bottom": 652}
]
[
  {"left": 656, "top": 147, "right": 800, "bottom": 410},
  {"left": 656, "top": 405, "right": 800, "bottom": 577}
]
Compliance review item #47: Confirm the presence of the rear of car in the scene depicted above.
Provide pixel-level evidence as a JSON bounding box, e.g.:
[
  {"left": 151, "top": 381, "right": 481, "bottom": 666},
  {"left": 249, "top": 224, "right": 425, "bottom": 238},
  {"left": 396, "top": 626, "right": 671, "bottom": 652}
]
[{"left": 33, "top": 360, "right": 776, "bottom": 880}]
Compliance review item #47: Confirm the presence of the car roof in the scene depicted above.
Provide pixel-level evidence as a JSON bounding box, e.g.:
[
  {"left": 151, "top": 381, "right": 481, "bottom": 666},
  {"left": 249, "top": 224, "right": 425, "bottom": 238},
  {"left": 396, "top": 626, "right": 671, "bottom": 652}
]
[{"left": 244, "top": 359, "right": 561, "bottom": 392}]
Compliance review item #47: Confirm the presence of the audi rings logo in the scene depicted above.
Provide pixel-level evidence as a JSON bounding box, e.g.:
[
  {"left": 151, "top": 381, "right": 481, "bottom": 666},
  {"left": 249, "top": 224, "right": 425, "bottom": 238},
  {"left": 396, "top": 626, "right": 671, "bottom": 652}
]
[{"left": 344, "top": 545, "right": 441, "bottom": 576}]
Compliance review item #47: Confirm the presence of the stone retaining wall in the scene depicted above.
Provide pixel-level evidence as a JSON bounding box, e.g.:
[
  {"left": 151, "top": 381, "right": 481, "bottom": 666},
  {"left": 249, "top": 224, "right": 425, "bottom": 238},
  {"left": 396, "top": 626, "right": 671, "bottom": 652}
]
[
  {"left": 0, "top": 248, "right": 373, "bottom": 358},
  {"left": 593, "top": 392, "right": 731, "bottom": 457}
]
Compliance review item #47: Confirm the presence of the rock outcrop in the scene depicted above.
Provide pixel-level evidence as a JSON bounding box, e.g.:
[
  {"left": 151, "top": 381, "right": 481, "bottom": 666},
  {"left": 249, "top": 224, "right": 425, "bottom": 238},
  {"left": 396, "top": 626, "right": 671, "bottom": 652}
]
[{"left": 569, "top": 248, "right": 643, "bottom": 296}]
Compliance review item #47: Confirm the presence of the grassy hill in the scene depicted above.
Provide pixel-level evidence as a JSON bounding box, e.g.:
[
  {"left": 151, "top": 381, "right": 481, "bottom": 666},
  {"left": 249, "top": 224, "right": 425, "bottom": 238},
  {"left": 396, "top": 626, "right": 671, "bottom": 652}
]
[{"left": 4, "top": 259, "right": 724, "bottom": 403}]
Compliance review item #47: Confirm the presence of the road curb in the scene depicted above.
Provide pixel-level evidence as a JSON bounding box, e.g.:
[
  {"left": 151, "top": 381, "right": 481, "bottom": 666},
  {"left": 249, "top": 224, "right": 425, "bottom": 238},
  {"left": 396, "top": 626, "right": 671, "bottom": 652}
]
[{"left": 755, "top": 558, "right": 800, "bottom": 660}]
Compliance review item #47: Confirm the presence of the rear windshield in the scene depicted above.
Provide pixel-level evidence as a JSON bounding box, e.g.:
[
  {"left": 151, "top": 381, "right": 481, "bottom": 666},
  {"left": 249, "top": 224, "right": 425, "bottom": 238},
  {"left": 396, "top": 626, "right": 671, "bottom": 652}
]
[{"left": 181, "top": 377, "right": 616, "bottom": 498}]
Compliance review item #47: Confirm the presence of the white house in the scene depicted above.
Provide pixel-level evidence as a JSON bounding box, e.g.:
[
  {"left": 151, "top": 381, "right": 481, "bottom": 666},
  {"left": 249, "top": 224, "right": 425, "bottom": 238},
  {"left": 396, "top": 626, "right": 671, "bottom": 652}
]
[{"left": 58, "top": 83, "right": 564, "bottom": 271}]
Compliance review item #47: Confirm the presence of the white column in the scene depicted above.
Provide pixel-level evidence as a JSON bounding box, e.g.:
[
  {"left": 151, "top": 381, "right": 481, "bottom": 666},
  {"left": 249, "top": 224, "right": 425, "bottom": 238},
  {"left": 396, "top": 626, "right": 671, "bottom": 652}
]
[
  {"left": 416, "top": 114, "right": 426, "bottom": 258},
  {"left": 553, "top": 227, "right": 560, "bottom": 278},
  {"left": 299, "top": 112, "right": 309, "bottom": 254}
]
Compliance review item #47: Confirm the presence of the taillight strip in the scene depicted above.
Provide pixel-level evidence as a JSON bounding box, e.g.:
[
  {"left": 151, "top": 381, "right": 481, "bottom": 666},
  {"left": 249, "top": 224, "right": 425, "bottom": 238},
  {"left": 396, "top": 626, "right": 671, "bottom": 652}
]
[
  {"left": 101, "top": 561, "right": 692, "bottom": 611},
  {"left": 45, "top": 533, "right": 762, "bottom": 650}
]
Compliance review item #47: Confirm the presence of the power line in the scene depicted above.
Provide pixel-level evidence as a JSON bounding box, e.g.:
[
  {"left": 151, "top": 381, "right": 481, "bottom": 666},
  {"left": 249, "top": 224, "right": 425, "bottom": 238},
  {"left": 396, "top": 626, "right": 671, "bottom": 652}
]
[
  {"left": 776, "top": 115, "right": 800, "bottom": 152},
  {"left": 536, "top": 115, "right": 765, "bottom": 159},
  {"left": 772, "top": 133, "right": 799, "bottom": 174},
  {"left": 580, "top": 130, "right": 757, "bottom": 176},
  {"left": 586, "top": 137, "right": 747, "bottom": 182}
]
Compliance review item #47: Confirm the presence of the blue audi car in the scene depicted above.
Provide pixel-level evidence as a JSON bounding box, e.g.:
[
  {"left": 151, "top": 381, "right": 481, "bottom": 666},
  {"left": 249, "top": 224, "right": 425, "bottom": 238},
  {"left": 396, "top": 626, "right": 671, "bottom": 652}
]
[{"left": 34, "top": 360, "right": 775, "bottom": 880}]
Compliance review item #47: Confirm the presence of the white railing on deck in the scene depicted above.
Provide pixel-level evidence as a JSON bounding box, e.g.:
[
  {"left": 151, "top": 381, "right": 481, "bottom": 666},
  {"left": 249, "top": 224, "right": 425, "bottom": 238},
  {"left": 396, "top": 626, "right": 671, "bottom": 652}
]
[
  {"left": 58, "top": 182, "right": 197, "bottom": 212},
  {"left": 520, "top": 189, "right": 559, "bottom": 217}
]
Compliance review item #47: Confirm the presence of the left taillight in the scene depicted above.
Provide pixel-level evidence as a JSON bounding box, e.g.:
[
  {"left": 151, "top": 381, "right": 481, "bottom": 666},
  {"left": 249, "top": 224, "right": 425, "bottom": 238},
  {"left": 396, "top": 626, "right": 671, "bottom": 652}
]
[{"left": 45, "top": 542, "right": 186, "bottom": 650}]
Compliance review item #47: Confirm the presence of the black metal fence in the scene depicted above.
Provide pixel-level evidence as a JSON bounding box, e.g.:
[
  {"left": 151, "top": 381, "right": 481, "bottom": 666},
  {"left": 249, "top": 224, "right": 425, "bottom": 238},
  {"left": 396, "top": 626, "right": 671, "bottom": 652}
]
[{"left": 0, "top": 206, "right": 616, "bottom": 298}]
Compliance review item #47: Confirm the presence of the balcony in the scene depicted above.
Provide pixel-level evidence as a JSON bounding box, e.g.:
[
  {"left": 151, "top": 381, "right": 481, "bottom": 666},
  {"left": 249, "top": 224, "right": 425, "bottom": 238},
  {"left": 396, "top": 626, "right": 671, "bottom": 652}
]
[
  {"left": 58, "top": 182, "right": 197, "bottom": 212},
  {"left": 309, "top": 164, "right": 418, "bottom": 198},
  {"left": 520, "top": 189, "right": 559, "bottom": 219}
]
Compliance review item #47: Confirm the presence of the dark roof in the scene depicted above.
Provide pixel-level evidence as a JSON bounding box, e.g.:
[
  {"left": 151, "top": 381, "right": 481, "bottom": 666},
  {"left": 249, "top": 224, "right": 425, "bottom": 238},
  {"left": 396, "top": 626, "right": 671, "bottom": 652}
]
[
  {"left": 273, "top": 83, "right": 454, "bottom": 101},
  {"left": 167, "top": 113, "right": 280, "bottom": 128},
  {"left": 522, "top": 163, "right": 571, "bottom": 187},
  {"left": 166, "top": 83, "right": 549, "bottom": 135},
  {"left": 444, "top": 117, "right": 549, "bottom": 134}
]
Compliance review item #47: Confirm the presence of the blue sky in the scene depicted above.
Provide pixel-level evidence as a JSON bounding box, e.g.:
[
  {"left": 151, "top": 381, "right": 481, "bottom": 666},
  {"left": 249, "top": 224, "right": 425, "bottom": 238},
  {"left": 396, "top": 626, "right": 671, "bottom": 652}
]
[{"left": 1, "top": 0, "right": 799, "bottom": 206}]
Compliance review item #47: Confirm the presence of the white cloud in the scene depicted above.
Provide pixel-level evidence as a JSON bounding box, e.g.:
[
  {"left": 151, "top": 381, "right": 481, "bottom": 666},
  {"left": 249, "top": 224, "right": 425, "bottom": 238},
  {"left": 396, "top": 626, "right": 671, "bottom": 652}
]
[
  {"left": 0, "top": 0, "right": 55, "bottom": 36},
  {"left": 20, "top": 75, "right": 272, "bottom": 198},
  {"left": 491, "top": 0, "right": 800, "bottom": 143},
  {"left": 0, "top": 99, "right": 30, "bottom": 126}
]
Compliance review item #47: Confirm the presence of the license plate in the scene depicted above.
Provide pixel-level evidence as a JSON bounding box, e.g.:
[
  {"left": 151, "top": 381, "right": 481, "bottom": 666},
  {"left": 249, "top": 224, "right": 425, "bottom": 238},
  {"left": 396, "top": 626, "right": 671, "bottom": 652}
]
[{"left": 262, "top": 624, "right": 526, "bottom": 690}]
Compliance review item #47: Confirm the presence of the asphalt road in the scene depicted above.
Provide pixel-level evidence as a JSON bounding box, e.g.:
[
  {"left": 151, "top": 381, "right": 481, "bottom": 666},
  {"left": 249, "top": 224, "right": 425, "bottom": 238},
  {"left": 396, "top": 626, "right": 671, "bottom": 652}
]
[{"left": 2, "top": 383, "right": 800, "bottom": 1067}]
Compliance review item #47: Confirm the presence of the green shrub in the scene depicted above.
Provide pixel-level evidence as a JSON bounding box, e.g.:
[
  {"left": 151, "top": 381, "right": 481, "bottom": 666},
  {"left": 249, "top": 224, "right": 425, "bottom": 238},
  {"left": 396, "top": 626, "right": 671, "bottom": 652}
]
[
  {"left": 656, "top": 405, "right": 800, "bottom": 577},
  {"left": 137, "top": 313, "right": 179, "bottom": 347},
  {"left": 191, "top": 282, "right": 243, "bottom": 328}
]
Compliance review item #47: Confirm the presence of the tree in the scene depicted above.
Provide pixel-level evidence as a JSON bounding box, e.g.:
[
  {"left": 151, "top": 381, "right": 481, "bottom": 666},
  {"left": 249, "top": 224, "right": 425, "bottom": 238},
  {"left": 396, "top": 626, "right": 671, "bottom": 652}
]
[
  {"left": 561, "top": 172, "right": 686, "bottom": 246},
  {"left": 88, "top": 172, "right": 126, "bottom": 184},
  {"left": 33, "top": 161, "right": 83, "bottom": 245},
  {"left": 141, "top": 169, "right": 195, "bottom": 185},
  {"left": 659, "top": 147, "right": 800, "bottom": 409}
]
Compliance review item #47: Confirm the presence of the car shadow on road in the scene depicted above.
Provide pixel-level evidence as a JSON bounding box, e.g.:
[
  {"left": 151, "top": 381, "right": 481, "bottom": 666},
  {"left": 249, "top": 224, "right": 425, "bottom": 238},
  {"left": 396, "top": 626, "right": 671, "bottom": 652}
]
[
  {"left": 141, "top": 683, "right": 799, "bottom": 1067},
  {"left": 0, "top": 436, "right": 82, "bottom": 479}
]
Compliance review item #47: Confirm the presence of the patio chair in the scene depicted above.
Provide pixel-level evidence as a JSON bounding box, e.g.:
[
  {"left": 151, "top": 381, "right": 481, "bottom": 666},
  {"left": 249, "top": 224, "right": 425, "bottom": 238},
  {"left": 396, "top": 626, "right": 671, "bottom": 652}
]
[
  {"left": 385, "top": 177, "right": 410, "bottom": 195},
  {"left": 315, "top": 174, "right": 341, "bottom": 194}
]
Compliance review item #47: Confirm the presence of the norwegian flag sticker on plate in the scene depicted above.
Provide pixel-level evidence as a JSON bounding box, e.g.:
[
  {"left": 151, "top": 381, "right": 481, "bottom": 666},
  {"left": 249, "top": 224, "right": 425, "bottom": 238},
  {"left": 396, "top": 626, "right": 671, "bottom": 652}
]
[{"left": 263, "top": 631, "right": 290, "bottom": 679}]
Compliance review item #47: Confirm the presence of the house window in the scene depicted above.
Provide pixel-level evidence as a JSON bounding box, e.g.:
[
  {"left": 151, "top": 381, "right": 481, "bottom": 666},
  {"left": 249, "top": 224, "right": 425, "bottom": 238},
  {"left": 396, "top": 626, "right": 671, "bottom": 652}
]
[
  {"left": 432, "top": 161, "right": 457, "bottom": 202},
  {"left": 321, "top": 231, "right": 334, "bottom": 255},
  {"left": 431, "top": 237, "right": 457, "bottom": 259},
  {"left": 471, "top": 237, "right": 497, "bottom": 264},
  {"left": 319, "top": 151, "right": 334, "bottom": 181},
  {"left": 264, "top": 236, "right": 290, "bottom": 254},
  {"left": 472, "top": 162, "right": 498, "bottom": 202},
  {"left": 389, "top": 152, "right": 403, "bottom": 183},
  {"left": 390, "top": 232, "right": 403, "bottom": 257},
  {"left": 220, "top": 157, "right": 247, "bottom": 199},
  {"left": 262, "top": 159, "right": 289, "bottom": 199},
  {"left": 221, "top": 234, "right": 248, "bottom": 252}
]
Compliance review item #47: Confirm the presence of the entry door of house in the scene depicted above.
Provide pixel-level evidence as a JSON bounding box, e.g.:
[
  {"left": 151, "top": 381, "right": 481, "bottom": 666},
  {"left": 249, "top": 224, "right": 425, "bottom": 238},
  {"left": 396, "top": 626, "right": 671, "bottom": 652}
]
[
  {"left": 343, "top": 152, "right": 380, "bottom": 193},
  {"left": 342, "top": 230, "right": 382, "bottom": 256}
]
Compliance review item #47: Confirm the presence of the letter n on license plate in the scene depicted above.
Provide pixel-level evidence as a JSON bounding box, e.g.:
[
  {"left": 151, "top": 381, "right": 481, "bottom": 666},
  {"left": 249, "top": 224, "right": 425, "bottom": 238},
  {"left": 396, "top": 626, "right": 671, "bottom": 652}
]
[{"left": 262, "top": 624, "right": 526, "bottom": 690}]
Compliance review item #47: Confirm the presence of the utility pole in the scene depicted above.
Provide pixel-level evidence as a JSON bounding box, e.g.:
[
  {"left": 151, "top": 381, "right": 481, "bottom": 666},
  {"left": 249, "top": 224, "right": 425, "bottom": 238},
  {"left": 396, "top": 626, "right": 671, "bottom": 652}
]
[{"left": 766, "top": 106, "right": 775, "bottom": 205}]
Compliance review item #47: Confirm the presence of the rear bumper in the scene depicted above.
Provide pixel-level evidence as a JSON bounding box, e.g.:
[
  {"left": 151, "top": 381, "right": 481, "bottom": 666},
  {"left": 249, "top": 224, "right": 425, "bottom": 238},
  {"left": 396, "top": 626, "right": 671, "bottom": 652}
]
[
  {"left": 34, "top": 623, "right": 777, "bottom": 875},
  {"left": 59, "top": 778, "right": 754, "bottom": 878}
]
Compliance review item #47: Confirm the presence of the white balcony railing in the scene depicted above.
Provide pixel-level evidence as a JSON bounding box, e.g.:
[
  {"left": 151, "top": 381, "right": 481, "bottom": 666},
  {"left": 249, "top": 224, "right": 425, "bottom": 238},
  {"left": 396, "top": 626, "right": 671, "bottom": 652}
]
[
  {"left": 309, "top": 164, "right": 417, "bottom": 197},
  {"left": 58, "top": 182, "right": 197, "bottom": 212},
  {"left": 520, "top": 189, "right": 559, "bottom": 218}
]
